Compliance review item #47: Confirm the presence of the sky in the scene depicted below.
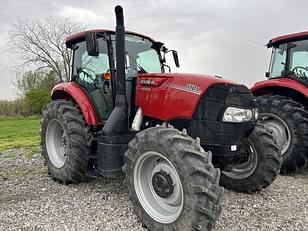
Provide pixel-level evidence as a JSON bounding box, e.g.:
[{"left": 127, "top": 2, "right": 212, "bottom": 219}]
[{"left": 1, "top": 0, "right": 308, "bottom": 99}]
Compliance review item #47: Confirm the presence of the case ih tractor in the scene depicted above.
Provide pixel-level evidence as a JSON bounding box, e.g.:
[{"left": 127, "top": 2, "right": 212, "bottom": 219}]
[
  {"left": 252, "top": 31, "right": 308, "bottom": 173},
  {"left": 41, "top": 6, "right": 281, "bottom": 230}
]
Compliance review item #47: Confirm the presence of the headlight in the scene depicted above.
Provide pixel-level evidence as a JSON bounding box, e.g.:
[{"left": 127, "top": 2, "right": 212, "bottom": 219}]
[{"left": 222, "top": 107, "right": 253, "bottom": 122}]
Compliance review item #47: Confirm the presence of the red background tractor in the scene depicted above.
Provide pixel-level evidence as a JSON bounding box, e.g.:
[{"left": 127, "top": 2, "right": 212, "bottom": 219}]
[{"left": 252, "top": 31, "right": 308, "bottom": 173}]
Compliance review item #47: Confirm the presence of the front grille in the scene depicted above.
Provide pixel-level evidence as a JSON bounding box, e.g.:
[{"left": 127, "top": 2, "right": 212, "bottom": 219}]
[
  {"left": 193, "top": 83, "right": 257, "bottom": 121},
  {"left": 187, "top": 83, "right": 257, "bottom": 147}
]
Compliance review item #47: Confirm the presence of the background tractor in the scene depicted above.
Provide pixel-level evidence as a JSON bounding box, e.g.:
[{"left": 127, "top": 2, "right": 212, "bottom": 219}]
[
  {"left": 41, "top": 5, "right": 280, "bottom": 230},
  {"left": 252, "top": 31, "right": 308, "bottom": 173}
]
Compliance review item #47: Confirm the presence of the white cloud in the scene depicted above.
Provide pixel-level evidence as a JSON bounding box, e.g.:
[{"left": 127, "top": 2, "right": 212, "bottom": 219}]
[
  {"left": 57, "top": 5, "right": 109, "bottom": 28},
  {"left": 1, "top": 0, "right": 308, "bottom": 99}
]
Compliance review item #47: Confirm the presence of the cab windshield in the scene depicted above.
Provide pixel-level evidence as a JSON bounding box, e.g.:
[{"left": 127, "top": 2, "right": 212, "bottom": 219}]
[
  {"left": 269, "top": 39, "right": 308, "bottom": 82},
  {"left": 113, "top": 34, "right": 163, "bottom": 76}
]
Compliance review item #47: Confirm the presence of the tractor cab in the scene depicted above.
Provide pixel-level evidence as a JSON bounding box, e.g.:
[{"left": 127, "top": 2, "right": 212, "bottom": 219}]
[
  {"left": 66, "top": 30, "right": 178, "bottom": 124},
  {"left": 266, "top": 31, "right": 308, "bottom": 85}
]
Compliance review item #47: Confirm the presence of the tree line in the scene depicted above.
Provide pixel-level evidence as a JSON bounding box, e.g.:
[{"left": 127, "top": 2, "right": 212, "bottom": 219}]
[
  {"left": 0, "top": 16, "right": 85, "bottom": 116},
  {"left": 0, "top": 70, "right": 56, "bottom": 116}
]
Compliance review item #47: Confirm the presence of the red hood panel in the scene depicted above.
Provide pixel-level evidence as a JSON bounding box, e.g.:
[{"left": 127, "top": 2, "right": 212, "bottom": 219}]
[{"left": 136, "top": 73, "right": 244, "bottom": 121}]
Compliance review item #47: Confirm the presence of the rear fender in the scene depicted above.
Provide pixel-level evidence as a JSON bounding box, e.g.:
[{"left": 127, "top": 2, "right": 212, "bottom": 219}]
[{"left": 51, "top": 82, "right": 99, "bottom": 126}]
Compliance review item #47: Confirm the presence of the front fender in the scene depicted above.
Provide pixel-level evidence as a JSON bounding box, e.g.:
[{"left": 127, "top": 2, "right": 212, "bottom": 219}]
[
  {"left": 51, "top": 82, "right": 99, "bottom": 126},
  {"left": 251, "top": 78, "right": 308, "bottom": 97}
]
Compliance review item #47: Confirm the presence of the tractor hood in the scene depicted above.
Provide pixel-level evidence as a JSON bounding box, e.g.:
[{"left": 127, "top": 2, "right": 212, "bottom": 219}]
[
  {"left": 138, "top": 72, "right": 237, "bottom": 93},
  {"left": 136, "top": 72, "right": 255, "bottom": 121}
]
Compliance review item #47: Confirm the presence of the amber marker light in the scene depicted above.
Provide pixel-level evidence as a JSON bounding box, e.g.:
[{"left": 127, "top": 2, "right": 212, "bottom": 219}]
[{"left": 103, "top": 73, "right": 112, "bottom": 80}]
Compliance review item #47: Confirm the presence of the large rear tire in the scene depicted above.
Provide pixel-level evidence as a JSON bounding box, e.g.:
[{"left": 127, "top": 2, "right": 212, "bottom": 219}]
[
  {"left": 220, "top": 124, "right": 282, "bottom": 193},
  {"left": 124, "top": 127, "right": 223, "bottom": 231},
  {"left": 40, "top": 100, "right": 92, "bottom": 184},
  {"left": 258, "top": 95, "right": 308, "bottom": 173}
]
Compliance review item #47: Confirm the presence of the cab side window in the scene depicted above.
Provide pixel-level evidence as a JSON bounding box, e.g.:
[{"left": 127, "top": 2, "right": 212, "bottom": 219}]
[{"left": 73, "top": 38, "right": 109, "bottom": 90}]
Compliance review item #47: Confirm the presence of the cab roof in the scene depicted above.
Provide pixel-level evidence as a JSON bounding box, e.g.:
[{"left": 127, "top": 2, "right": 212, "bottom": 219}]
[
  {"left": 65, "top": 29, "right": 157, "bottom": 48},
  {"left": 268, "top": 31, "right": 308, "bottom": 48}
]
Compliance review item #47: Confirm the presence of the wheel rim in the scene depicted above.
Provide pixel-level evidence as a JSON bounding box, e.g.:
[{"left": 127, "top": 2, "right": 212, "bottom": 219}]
[
  {"left": 222, "top": 140, "right": 258, "bottom": 179},
  {"left": 133, "top": 151, "right": 184, "bottom": 224},
  {"left": 259, "top": 113, "right": 291, "bottom": 155},
  {"left": 46, "top": 119, "right": 67, "bottom": 168}
]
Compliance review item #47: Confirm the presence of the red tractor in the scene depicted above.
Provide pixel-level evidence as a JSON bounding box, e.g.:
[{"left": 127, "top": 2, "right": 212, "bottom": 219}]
[
  {"left": 41, "top": 6, "right": 281, "bottom": 230},
  {"left": 252, "top": 31, "right": 308, "bottom": 173}
]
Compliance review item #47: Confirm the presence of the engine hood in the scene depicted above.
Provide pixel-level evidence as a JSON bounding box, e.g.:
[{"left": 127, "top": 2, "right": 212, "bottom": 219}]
[
  {"left": 138, "top": 73, "right": 238, "bottom": 93},
  {"left": 136, "top": 72, "right": 252, "bottom": 121}
]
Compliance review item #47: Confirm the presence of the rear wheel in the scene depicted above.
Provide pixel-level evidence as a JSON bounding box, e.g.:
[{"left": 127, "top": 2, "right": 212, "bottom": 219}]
[
  {"left": 258, "top": 95, "right": 308, "bottom": 173},
  {"left": 41, "top": 100, "right": 92, "bottom": 184},
  {"left": 220, "top": 124, "right": 282, "bottom": 193},
  {"left": 124, "top": 127, "right": 223, "bottom": 230}
]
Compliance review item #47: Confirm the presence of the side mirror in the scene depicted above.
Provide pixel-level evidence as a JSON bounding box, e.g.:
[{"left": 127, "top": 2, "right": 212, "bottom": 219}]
[
  {"left": 265, "top": 71, "right": 270, "bottom": 78},
  {"left": 85, "top": 32, "right": 99, "bottom": 56},
  {"left": 172, "top": 50, "right": 180, "bottom": 68}
]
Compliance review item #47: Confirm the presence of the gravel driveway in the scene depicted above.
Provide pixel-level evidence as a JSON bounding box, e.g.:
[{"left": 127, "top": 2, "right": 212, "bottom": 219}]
[{"left": 0, "top": 149, "right": 307, "bottom": 231}]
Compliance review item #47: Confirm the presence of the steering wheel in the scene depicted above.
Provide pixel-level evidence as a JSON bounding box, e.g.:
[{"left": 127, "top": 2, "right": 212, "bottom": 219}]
[{"left": 291, "top": 66, "right": 308, "bottom": 78}]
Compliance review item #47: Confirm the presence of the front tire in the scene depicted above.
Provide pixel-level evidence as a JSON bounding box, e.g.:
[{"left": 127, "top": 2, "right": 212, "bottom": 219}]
[
  {"left": 220, "top": 124, "right": 282, "bottom": 193},
  {"left": 258, "top": 95, "right": 308, "bottom": 173},
  {"left": 124, "top": 127, "right": 223, "bottom": 231},
  {"left": 41, "top": 100, "right": 92, "bottom": 184}
]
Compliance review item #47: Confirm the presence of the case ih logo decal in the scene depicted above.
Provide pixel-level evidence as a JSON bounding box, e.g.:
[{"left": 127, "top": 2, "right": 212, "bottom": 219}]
[
  {"left": 139, "top": 78, "right": 165, "bottom": 87},
  {"left": 140, "top": 79, "right": 156, "bottom": 86},
  {"left": 171, "top": 84, "right": 201, "bottom": 95}
]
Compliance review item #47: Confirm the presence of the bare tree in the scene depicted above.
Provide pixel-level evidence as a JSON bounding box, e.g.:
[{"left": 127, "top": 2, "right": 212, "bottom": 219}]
[{"left": 9, "top": 17, "right": 86, "bottom": 82}]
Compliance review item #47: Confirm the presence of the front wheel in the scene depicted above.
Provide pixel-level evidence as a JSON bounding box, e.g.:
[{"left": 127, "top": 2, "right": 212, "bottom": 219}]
[
  {"left": 124, "top": 127, "right": 223, "bottom": 230},
  {"left": 41, "top": 100, "right": 93, "bottom": 184},
  {"left": 220, "top": 124, "right": 282, "bottom": 193}
]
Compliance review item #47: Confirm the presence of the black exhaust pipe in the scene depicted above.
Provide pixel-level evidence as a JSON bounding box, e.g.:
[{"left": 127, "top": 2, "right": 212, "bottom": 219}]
[
  {"left": 114, "top": 5, "right": 126, "bottom": 97},
  {"left": 102, "top": 5, "right": 128, "bottom": 135},
  {"left": 96, "top": 5, "right": 133, "bottom": 177}
]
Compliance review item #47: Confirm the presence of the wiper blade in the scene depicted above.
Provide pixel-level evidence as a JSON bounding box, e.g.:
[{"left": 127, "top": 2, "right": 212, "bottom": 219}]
[
  {"left": 126, "top": 51, "right": 147, "bottom": 73},
  {"left": 136, "top": 63, "right": 147, "bottom": 73}
]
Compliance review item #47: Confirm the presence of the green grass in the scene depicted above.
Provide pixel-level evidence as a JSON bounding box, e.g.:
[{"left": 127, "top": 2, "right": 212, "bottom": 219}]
[{"left": 0, "top": 117, "right": 40, "bottom": 153}]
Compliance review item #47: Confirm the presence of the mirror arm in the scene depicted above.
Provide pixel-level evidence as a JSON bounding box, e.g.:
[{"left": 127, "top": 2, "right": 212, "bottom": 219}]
[
  {"left": 161, "top": 47, "right": 180, "bottom": 68},
  {"left": 163, "top": 64, "right": 171, "bottom": 73}
]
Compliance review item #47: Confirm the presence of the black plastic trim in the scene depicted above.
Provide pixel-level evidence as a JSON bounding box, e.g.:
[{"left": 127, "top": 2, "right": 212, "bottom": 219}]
[{"left": 171, "top": 83, "right": 257, "bottom": 157}]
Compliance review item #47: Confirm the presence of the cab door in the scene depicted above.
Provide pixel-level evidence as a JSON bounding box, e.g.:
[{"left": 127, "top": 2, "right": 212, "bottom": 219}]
[{"left": 72, "top": 37, "right": 113, "bottom": 122}]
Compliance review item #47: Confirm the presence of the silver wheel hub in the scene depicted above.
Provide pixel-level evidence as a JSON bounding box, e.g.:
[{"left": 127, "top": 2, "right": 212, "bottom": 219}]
[
  {"left": 260, "top": 113, "right": 290, "bottom": 155},
  {"left": 222, "top": 140, "right": 258, "bottom": 179},
  {"left": 133, "top": 151, "right": 184, "bottom": 224},
  {"left": 46, "top": 119, "right": 67, "bottom": 168}
]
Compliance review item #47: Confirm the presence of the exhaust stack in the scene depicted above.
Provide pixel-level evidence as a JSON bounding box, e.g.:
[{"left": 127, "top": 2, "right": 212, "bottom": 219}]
[
  {"left": 114, "top": 5, "right": 126, "bottom": 98},
  {"left": 102, "top": 5, "right": 128, "bottom": 135}
]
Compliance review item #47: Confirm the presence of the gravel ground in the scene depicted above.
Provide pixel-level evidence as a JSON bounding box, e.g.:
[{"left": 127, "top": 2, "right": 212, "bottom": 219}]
[{"left": 0, "top": 149, "right": 307, "bottom": 231}]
